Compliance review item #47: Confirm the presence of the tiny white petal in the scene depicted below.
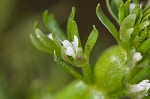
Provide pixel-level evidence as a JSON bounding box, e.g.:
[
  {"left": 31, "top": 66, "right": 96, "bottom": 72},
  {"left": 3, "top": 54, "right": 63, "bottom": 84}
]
[
  {"left": 139, "top": 80, "right": 149, "bottom": 85},
  {"left": 62, "top": 40, "right": 74, "bottom": 49},
  {"left": 130, "top": 79, "right": 150, "bottom": 97},
  {"left": 62, "top": 35, "right": 79, "bottom": 59},
  {"left": 132, "top": 52, "right": 142, "bottom": 62},
  {"left": 72, "top": 35, "right": 79, "bottom": 52},
  {"left": 65, "top": 47, "right": 76, "bottom": 58},
  {"left": 47, "top": 33, "right": 53, "bottom": 40},
  {"left": 130, "top": 84, "right": 144, "bottom": 93}
]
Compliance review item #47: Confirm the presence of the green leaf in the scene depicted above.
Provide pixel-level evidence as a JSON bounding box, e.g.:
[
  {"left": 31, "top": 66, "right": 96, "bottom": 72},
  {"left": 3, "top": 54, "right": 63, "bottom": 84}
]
[
  {"left": 120, "top": 14, "right": 136, "bottom": 41},
  {"left": 140, "top": 28, "right": 148, "bottom": 41},
  {"left": 133, "top": 36, "right": 140, "bottom": 48},
  {"left": 139, "top": 21, "right": 150, "bottom": 30},
  {"left": 124, "top": 0, "right": 130, "bottom": 17},
  {"left": 30, "top": 34, "right": 53, "bottom": 54},
  {"left": 67, "top": 7, "right": 75, "bottom": 40},
  {"left": 68, "top": 21, "right": 82, "bottom": 47},
  {"left": 129, "top": 60, "right": 150, "bottom": 84},
  {"left": 131, "top": 26, "right": 140, "bottom": 38},
  {"left": 84, "top": 25, "right": 99, "bottom": 59},
  {"left": 96, "top": 4, "right": 120, "bottom": 43},
  {"left": 52, "top": 31, "right": 61, "bottom": 49},
  {"left": 131, "top": 5, "right": 142, "bottom": 26},
  {"left": 43, "top": 11, "right": 66, "bottom": 40},
  {"left": 142, "top": 8, "right": 150, "bottom": 21},
  {"left": 106, "top": 0, "right": 123, "bottom": 23},
  {"left": 118, "top": 4, "right": 125, "bottom": 24},
  {"left": 118, "top": 0, "right": 131, "bottom": 24},
  {"left": 35, "top": 28, "right": 60, "bottom": 55},
  {"left": 132, "top": 0, "right": 139, "bottom": 4},
  {"left": 137, "top": 38, "right": 150, "bottom": 53},
  {"left": 54, "top": 52, "right": 82, "bottom": 80}
]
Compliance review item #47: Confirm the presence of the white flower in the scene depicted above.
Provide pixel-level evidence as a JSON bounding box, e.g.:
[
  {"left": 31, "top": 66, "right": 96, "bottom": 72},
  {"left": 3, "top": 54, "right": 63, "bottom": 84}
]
[
  {"left": 62, "top": 35, "right": 79, "bottom": 58},
  {"left": 47, "top": 33, "right": 53, "bottom": 40},
  {"left": 130, "top": 80, "right": 150, "bottom": 97},
  {"left": 132, "top": 52, "right": 142, "bottom": 62}
]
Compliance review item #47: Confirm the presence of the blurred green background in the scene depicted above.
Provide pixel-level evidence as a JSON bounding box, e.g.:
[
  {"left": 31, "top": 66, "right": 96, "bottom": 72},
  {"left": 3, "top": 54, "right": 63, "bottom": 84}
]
[{"left": 0, "top": 0, "right": 117, "bottom": 99}]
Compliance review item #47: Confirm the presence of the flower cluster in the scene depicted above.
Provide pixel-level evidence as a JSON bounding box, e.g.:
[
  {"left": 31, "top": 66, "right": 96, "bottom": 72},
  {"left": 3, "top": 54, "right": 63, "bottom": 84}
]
[{"left": 129, "top": 79, "right": 150, "bottom": 98}]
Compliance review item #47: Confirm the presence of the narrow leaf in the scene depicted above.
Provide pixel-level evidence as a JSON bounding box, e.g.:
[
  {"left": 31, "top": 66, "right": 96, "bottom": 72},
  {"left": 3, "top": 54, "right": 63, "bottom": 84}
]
[
  {"left": 119, "top": 4, "right": 125, "bottom": 24},
  {"left": 84, "top": 25, "right": 99, "bottom": 59},
  {"left": 30, "top": 34, "right": 53, "bottom": 54},
  {"left": 68, "top": 21, "right": 82, "bottom": 47},
  {"left": 138, "top": 38, "right": 150, "bottom": 53},
  {"left": 43, "top": 11, "right": 66, "bottom": 40},
  {"left": 96, "top": 4, "right": 120, "bottom": 43},
  {"left": 52, "top": 31, "right": 61, "bottom": 49},
  {"left": 106, "top": 0, "right": 123, "bottom": 23},
  {"left": 139, "top": 21, "right": 150, "bottom": 30},
  {"left": 67, "top": 7, "right": 75, "bottom": 40},
  {"left": 129, "top": 60, "right": 150, "bottom": 84},
  {"left": 124, "top": 0, "right": 130, "bottom": 17},
  {"left": 120, "top": 14, "right": 136, "bottom": 40}
]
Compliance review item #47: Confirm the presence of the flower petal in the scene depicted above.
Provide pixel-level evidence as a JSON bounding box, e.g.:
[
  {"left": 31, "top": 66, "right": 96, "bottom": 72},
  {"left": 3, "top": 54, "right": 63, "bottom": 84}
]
[
  {"left": 65, "top": 47, "right": 76, "bottom": 58},
  {"left": 72, "top": 35, "right": 78, "bottom": 52},
  {"left": 62, "top": 40, "right": 74, "bottom": 49}
]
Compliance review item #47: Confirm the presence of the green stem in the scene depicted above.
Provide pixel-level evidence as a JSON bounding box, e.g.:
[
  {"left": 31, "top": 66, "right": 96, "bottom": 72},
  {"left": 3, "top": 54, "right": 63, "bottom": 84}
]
[{"left": 82, "top": 63, "right": 93, "bottom": 84}]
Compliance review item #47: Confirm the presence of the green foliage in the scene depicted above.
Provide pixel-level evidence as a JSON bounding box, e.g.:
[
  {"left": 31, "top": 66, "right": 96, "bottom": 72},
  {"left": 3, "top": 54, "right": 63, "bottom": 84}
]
[
  {"left": 54, "top": 80, "right": 107, "bottom": 99},
  {"left": 30, "top": 0, "right": 150, "bottom": 99}
]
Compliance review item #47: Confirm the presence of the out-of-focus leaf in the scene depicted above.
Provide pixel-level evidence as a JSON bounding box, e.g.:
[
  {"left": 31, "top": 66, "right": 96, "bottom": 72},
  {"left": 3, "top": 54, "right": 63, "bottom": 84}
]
[
  {"left": 43, "top": 11, "right": 66, "bottom": 40},
  {"left": 142, "top": 8, "right": 150, "bottom": 21},
  {"left": 139, "top": 21, "right": 150, "bottom": 30},
  {"left": 120, "top": 14, "right": 136, "bottom": 41},
  {"left": 129, "top": 60, "right": 150, "bottom": 84},
  {"left": 84, "top": 25, "right": 98, "bottom": 59},
  {"left": 96, "top": 4, "right": 120, "bottom": 43},
  {"left": 124, "top": 0, "right": 130, "bottom": 18},
  {"left": 54, "top": 80, "right": 106, "bottom": 99},
  {"left": 30, "top": 34, "right": 53, "bottom": 54},
  {"left": 133, "top": 36, "right": 140, "bottom": 48},
  {"left": 137, "top": 39, "right": 150, "bottom": 53},
  {"left": 119, "top": 4, "right": 125, "bottom": 24},
  {"left": 144, "top": 0, "right": 150, "bottom": 11},
  {"left": 106, "top": 0, "right": 123, "bottom": 23}
]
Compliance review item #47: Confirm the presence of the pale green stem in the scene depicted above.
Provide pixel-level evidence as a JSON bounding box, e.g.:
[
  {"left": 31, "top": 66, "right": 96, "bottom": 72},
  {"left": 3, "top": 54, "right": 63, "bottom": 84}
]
[{"left": 82, "top": 63, "right": 93, "bottom": 84}]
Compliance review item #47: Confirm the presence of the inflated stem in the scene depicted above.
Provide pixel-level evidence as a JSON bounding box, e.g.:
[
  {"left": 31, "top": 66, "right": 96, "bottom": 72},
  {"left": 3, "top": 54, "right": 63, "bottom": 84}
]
[{"left": 96, "top": 4, "right": 120, "bottom": 43}]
